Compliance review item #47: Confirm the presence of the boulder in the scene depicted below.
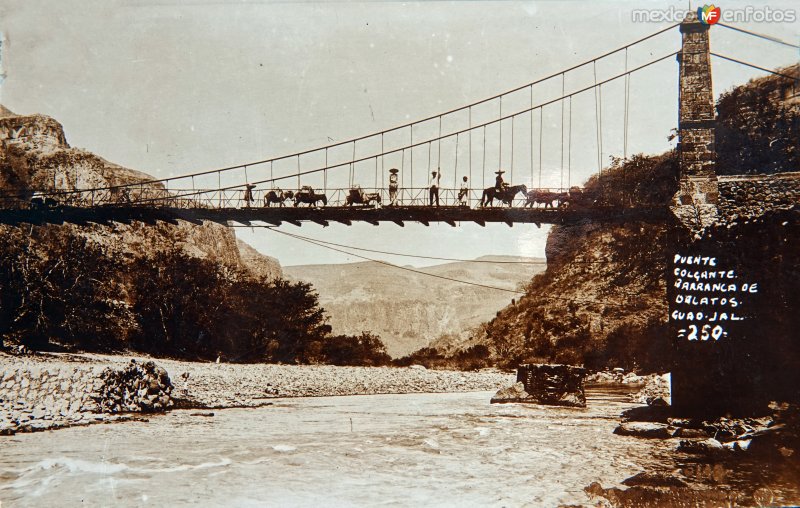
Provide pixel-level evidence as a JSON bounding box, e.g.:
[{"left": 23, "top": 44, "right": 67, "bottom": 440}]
[
  {"left": 614, "top": 422, "right": 675, "bottom": 439},
  {"left": 490, "top": 382, "right": 529, "bottom": 403},
  {"left": 677, "top": 438, "right": 727, "bottom": 454}
]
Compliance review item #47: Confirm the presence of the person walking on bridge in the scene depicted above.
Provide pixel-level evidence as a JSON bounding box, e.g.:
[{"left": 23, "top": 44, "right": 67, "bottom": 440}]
[
  {"left": 388, "top": 168, "right": 399, "bottom": 206},
  {"left": 429, "top": 170, "right": 441, "bottom": 206}
]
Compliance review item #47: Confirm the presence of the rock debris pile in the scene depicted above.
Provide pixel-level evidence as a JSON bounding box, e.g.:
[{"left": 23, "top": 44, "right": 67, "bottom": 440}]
[{"left": 97, "top": 360, "right": 174, "bottom": 413}]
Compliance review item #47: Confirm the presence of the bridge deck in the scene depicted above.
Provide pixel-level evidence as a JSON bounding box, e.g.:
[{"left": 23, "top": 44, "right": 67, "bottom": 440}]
[{"left": 0, "top": 204, "right": 671, "bottom": 227}]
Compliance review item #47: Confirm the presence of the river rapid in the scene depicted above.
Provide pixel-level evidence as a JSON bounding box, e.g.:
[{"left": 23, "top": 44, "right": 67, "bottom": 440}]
[{"left": 1, "top": 388, "right": 679, "bottom": 507}]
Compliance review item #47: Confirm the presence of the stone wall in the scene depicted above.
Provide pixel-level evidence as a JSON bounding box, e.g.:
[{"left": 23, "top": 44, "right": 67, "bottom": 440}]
[
  {"left": 0, "top": 359, "right": 174, "bottom": 435},
  {"left": 0, "top": 364, "right": 103, "bottom": 433},
  {"left": 717, "top": 172, "right": 800, "bottom": 222}
]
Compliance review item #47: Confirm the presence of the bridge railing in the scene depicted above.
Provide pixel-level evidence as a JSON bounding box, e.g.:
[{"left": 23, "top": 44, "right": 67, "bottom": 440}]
[
  {"left": 133, "top": 186, "right": 579, "bottom": 210},
  {"left": 3, "top": 185, "right": 585, "bottom": 211}
]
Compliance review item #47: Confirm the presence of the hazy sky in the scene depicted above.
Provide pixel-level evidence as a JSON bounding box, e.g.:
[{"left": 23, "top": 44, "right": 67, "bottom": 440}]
[{"left": 1, "top": 1, "right": 797, "bottom": 266}]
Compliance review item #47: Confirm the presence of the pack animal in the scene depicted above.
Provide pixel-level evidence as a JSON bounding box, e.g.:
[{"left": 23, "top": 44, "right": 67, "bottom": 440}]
[
  {"left": 264, "top": 189, "right": 294, "bottom": 207},
  {"left": 480, "top": 184, "right": 527, "bottom": 207},
  {"left": 294, "top": 187, "right": 328, "bottom": 207},
  {"left": 525, "top": 189, "right": 568, "bottom": 209}
]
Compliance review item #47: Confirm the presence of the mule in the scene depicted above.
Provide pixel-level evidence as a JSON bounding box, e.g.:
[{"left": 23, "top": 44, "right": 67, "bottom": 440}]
[
  {"left": 345, "top": 188, "right": 381, "bottom": 206},
  {"left": 294, "top": 190, "right": 328, "bottom": 207},
  {"left": 264, "top": 189, "right": 294, "bottom": 207},
  {"left": 525, "top": 189, "right": 568, "bottom": 209}
]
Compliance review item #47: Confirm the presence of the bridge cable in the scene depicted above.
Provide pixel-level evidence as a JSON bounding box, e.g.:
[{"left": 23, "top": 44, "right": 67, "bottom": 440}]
[
  {"left": 709, "top": 53, "right": 799, "bottom": 80},
  {"left": 538, "top": 108, "right": 543, "bottom": 189},
  {"left": 410, "top": 126, "right": 413, "bottom": 194},
  {"left": 530, "top": 86, "right": 534, "bottom": 189},
  {"left": 454, "top": 133, "right": 459, "bottom": 190},
  {"left": 235, "top": 227, "right": 616, "bottom": 265},
  {"left": 482, "top": 125, "right": 487, "bottom": 190},
  {"left": 77, "top": 52, "right": 680, "bottom": 206},
  {"left": 499, "top": 96, "right": 503, "bottom": 171},
  {"left": 560, "top": 73, "right": 565, "bottom": 191},
  {"left": 623, "top": 47, "right": 630, "bottom": 206},
  {"left": 568, "top": 95, "right": 572, "bottom": 189},
  {"left": 427, "top": 142, "right": 432, "bottom": 187},
  {"left": 593, "top": 61, "right": 602, "bottom": 188},
  {"left": 266, "top": 227, "right": 524, "bottom": 294},
  {"left": 716, "top": 23, "right": 800, "bottom": 49},
  {"left": 259, "top": 227, "right": 641, "bottom": 308},
  {"left": 33, "top": 24, "right": 681, "bottom": 201},
  {"left": 438, "top": 116, "right": 442, "bottom": 172},
  {"left": 510, "top": 114, "right": 515, "bottom": 183},
  {"left": 468, "top": 107, "right": 472, "bottom": 196}
]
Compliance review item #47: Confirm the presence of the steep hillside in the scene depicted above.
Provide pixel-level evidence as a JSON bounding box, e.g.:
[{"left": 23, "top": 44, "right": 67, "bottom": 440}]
[
  {"left": 0, "top": 106, "right": 280, "bottom": 278},
  {"left": 285, "top": 256, "right": 544, "bottom": 357},
  {"left": 478, "top": 66, "right": 799, "bottom": 371}
]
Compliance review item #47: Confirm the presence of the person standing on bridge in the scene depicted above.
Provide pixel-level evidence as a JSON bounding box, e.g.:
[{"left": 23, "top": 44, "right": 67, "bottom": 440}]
[
  {"left": 429, "top": 170, "right": 441, "bottom": 206},
  {"left": 458, "top": 176, "right": 469, "bottom": 207},
  {"left": 388, "top": 168, "right": 399, "bottom": 206}
]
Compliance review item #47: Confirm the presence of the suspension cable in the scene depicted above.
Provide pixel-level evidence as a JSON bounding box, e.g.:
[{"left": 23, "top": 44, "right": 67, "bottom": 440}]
[
  {"left": 567, "top": 95, "right": 572, "bottom": 189},
  {"left": 560, "top": 73, "right": 565, "bottom": 191},
  {"left": 259, "top": 227, "right": 642, "bottom": 307},
  {"left": 530, "top": 85, "right": 534, "bottom": 188},
  {"left": 33, "top": 25, "right": 680, "bottom": 199},
  {"left": 710, "top": 53, "right": 799, "bottom": 80},
  {"left": 538, "top": 108, "right": 543, "bottom": 189},
  {"left": 716, "top": 22, "right": 800, "bottom": 49},
  {"left": 499, "top": 96, "right": 503, "bottom": 171},
  {"left": 86, "top": 52, "right": 681, "bottom": 205}
]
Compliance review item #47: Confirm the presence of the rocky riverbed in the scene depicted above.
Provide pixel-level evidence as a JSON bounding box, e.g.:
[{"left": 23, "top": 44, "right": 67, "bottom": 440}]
[{"left": 0, "top": 352, "right": 515, "bottom": 435}]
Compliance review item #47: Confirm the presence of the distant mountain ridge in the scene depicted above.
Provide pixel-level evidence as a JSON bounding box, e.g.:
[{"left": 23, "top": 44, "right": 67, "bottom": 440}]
[{"left": 285, "top": 256, "right": 545, "bottom": 357}]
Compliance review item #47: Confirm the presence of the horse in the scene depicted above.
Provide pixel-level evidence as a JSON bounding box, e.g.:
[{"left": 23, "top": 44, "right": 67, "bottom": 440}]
[
  {"left": 345, "top": 188, "right": 381, "bottom": 206},
  {"left": 525, "top": 189, "right": 568, "bottom": 209},
  {"left": 264, "top": 189, "right": 294, "bottom": 207},
  {"left": 294, "top": 190, "right": 328, "bottom": 207},
  {"left": 480, "top": 184, "right": 527, "bottom": 207}
]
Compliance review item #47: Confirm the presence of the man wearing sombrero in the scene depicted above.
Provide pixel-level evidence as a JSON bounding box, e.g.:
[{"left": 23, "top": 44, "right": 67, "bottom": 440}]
[
  {"left": 388, "top": 168, "right": 399, "bottom": 206},
  {"left": 429, "top": 169, "right": 441, "bottom": 206},
  {"left": 495, "top": 170, "right": 506, "bottom": 192}
]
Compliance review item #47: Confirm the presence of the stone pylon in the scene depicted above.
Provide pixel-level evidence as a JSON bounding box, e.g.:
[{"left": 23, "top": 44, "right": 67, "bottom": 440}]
[{"left": 671, "top": 11, "right": 719, "bottom": 236}]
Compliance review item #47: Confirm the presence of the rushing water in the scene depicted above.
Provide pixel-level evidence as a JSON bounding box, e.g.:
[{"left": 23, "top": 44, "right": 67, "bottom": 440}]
[{"left": 0, "top": 389, "right": 687, "bottom": 507}]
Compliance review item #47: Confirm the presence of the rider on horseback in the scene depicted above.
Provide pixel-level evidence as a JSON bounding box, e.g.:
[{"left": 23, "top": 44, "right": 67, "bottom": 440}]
[{"left": 494, "top": 170, "right": 507, "bottom": 192}]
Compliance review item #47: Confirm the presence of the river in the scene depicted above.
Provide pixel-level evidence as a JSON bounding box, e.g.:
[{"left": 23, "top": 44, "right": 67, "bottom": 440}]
[{"left": 0, "top": 389, "right": 691, "bottom": 507}]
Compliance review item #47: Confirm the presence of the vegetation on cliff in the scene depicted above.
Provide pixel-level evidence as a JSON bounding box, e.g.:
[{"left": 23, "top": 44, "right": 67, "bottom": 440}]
[
  {"left": 414, "top": 65, "right": 799, "bottom": 373},
  {"left": 716, "top": 64, "right": 799, "bottom": 175},
  {"left": 0, "top": 224, "right": 390, "bottom": 365}
]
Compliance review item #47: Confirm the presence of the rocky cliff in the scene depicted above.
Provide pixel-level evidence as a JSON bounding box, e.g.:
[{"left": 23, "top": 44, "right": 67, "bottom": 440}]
[
  {"left": 0, "top": 105, "right": 281, "bottom": 279},
  {"left": 479, "top": 66, "right": 799, "bottom": 372}
]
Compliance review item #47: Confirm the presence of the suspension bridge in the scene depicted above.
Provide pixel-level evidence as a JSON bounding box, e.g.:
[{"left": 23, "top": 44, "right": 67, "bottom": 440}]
[{"left": 0, "top": 15, "right": 796, "bottom": 228}]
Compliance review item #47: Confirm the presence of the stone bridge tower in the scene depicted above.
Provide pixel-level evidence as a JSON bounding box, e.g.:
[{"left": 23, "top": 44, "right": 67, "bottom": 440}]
[{"left": 672, "top": 11, "right": 719, "bottom": 233}]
